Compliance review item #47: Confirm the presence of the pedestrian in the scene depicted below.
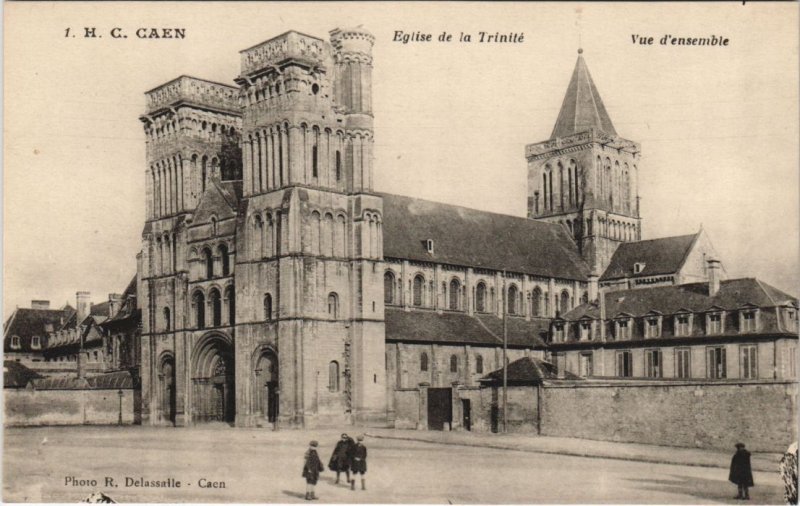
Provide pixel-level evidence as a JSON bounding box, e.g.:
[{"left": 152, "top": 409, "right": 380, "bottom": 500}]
[
  {"left": 351, "top": 434, "right": 368, "bottom": 491},
  {"left": 729, "top": 442, "right": 754, "bottom": 500},
  {"left": 328, "top": 433, "right": 355, "bottom": 486},
  {"left": 302, "top": 440, "right": 324, "bottom": 501},
  {"left": 780, "top": 441, "right": 797, "bottom": 505}
]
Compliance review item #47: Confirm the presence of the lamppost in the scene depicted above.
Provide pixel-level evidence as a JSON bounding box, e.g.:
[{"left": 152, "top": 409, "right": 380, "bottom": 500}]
[{"left": 118, "top": 389, "right": 124, "bottom": 425}]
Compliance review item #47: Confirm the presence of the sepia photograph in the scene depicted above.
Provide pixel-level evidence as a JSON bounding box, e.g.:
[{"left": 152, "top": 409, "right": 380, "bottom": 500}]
[{"left": 3, "top": 2, "right": 799, "bottom": 504}]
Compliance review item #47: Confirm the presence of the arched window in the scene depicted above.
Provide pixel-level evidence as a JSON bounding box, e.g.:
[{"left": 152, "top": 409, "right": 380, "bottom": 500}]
[
  {"left": 328, "top": 361, "right": 339, "bottom": 391},
  {"left": 384, "top": 271, "right": 396, "bottom": 304},
  {"left": 475, "top": 355, "right": 484, "bottom": 374},
  {"left": 203, "top": 247, "right": 213, "bottom": 279},
  {"left": 225, "top": 286, "right": 235, "bottom": 325},
  {"left": 201, "top": 156, "right": 208, "bottom": 193},
  {"left": 508, "top": 285, "right": 519, "bottom": 315},
  {"left": 532, "top": 287, "right": 542, "bottom": 317},
  {"left": 450, "top": 355, "right": 458, "bottom": 373},
  {"left": 560, "top": 290, "right": 570, "bottom": 316},
  {"left": 413, "top": 275, "right": 424, "bottom": 307},
  {"left": 310, "top": 211, "right": 321, "bottom": 254},
  {"left": 449, "top": 279, "right": 461, "bottom": 310},
  {"left": 211, "top": 216, "right": 218, "bottom": 236},
  {"left": 192, "top": 291, "right": 205, "bottom": 329},
  {"left": 209, "top": 289, "right": 222, "bottom": 327},
  {"left": 163, "top": 307, "right": 171, "bottom": 331},
  {"left": 327, "top": 292, "right": 339, "bottom": 318},
  {"left": 264, "top": 294, "right": 273, "bottom": 321},
  {"left": 219, "top": 244, "right": 230, "bottom": 276},
  {"left": 420, "top": 352, "right": 429, "bottom": 372},
  {"left": 476, "top": 282, "right": 486, "bottom": 312},
  {"left": 581, "top": 291, "right": 589, "bottom": 304},
  {"left": 312, "top": 145, "right": 318, "bottom": 178},
  {"left": 335, "top": 150, "right": 342, "bottom": 181}
]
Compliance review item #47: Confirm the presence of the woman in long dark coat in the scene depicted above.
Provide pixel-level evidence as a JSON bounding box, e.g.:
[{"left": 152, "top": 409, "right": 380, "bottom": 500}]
[
  {"left": 302, "top": 441, "right": 324, "bottom": 501},
  {"left": 328, "top": 433, "right": 355, "bottom": 485},
  {"left": 729, "top": 442, "right": 754, "bottom": 500}
]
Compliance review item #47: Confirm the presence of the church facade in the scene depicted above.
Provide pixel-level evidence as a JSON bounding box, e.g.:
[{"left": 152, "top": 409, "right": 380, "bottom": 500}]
[{"left": 135, "top": 26, "right": 796, "bottom": 430}]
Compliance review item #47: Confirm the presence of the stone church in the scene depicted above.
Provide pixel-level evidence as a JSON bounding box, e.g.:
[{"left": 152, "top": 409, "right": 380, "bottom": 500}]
[{"left": 135, "top": 26, "right": 796, "bottom": 430}]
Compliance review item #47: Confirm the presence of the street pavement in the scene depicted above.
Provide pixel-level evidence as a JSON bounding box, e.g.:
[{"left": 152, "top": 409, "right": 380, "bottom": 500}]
[{"left": 3, "top": 425, "right": 787, "bottom": 504}]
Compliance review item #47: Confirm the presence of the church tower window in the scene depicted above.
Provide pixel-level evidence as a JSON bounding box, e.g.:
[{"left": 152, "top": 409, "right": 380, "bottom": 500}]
[
  {"left": 264, "top": 294, "right": 273, "bottom": 321},
  {"left": 328, "top": 361, "right": 340, "bottom": 392},
  {"left": 327, "top": 292, "right": 339, "bottom": 318},
  {"left": 209, "top": 289, "right": 222, "bottom": 327},
  {"left": 384, "top": 271, "right": 396, "bottom": 304}
]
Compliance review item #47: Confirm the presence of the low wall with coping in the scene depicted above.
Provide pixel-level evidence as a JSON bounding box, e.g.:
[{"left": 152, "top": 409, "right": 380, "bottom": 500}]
[{"left": 4, "top": 388, "right": 135, "bottom": 426}]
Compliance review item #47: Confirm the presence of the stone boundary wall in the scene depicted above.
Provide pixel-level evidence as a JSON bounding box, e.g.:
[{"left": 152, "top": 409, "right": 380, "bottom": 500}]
[
  {"left": 4, "top": 388, "right": 136, "bottom": 426},
  {"left": 540, "top": 379, "right": 797, "bottom": 452}
]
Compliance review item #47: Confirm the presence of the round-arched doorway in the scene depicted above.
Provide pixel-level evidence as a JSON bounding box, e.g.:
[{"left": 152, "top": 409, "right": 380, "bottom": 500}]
[
  {"left": 254, "top": 349, "right": 279, "bottom": 423},
  {"left": 192, "top": 334, "right": 235, "bottom": 424},
  {"left": 158, "top": 354, "right": 176, "bottom": 425}
]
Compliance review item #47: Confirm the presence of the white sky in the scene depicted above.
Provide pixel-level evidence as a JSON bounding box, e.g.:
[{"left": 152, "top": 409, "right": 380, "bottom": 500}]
[{"left": 4, "top": 2, "right": 799, "bottom": 318}]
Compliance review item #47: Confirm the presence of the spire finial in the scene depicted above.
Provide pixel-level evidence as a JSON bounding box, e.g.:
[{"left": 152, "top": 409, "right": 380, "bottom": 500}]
[{"left": 578, "top": 48, "right": 583, "bottom": 55}]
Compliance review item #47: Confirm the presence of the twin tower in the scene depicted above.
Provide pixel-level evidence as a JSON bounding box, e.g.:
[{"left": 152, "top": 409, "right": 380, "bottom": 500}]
[{"left": 138, "top": 28, "right": 385, "bottom": 427}]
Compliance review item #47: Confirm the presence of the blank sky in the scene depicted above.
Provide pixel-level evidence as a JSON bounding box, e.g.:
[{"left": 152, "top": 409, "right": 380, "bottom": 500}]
[{"left": 4, "top": 2, "right": 798, "bottom": 317}]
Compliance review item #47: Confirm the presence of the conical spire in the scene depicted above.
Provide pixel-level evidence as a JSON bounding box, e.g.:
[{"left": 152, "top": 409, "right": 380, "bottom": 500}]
[{"left": 550, "top": 49, "right": 617, "bottom": 139}]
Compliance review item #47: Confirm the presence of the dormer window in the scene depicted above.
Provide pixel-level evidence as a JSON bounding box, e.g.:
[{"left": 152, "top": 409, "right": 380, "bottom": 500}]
[
  {"left": 785, "top": 308, "right": 798, "bottom": 331},
  {"left": 645, "top": 317, "right": 661, "bottom": 338},
  {"left": 579, "top": 321, "right": 592, "bottom": 341},
  {"left": 553, "top": 322, "right": 565, "bottom": 342},
  {"left": 633, "top": 262, "right": 646, "bottom": 274},
  {"left": 707, "top": 312, "right": 723, "bottom": 334},
  {"left": 10, "top": 336, "right": 20, "bottom": 350},
  {"left": 425, "top": 239, "right": 434, "bottom": 255},
  {"left": 31, "top": 336, "right": 41, "bottom": 349},
  {"left": 616, "top": 319, "right": 631, "bottom": 340},
  {"left": 740, "top": 309, "right": 758, "bottom": 333},
  {"left": 675, "top": 313, "right": 692, "bottom": 336}
]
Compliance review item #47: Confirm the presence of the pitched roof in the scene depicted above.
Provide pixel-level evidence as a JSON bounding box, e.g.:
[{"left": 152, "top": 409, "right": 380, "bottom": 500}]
[
  {"left": 551, "top": 52, "right": 617, "bottom": 139},
  {"left": 381, "top": 193, "right": 590, "bottom": 281},
  {"left": 4, "top": 307, "right": 71, "bottom": 352},
  {"left": 565, "top": 278, "right": 798, "bottom": 321},
  {"left": 385, "top": 307, "right": 548, "bottom": 348},
  {"left": 601, "top": 233, "right": 698, "bottom": 281},
  {"left": 30, "top": 371, "right": 133, "bottom": 390},
  {"left": 481, "top": 356, "right": 581, "bottom": 384},
  {"left": 192, "top": 179, "right": 240, "bottom": 225},
  {"left": 3, "top": 361, "right": 43, "bottom": 388}
]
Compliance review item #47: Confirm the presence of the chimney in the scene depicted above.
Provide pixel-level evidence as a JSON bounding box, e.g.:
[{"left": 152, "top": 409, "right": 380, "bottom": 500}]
[
  {"left": 31, "top": 300, "right": 50, "bottom": 310},
  {"left": 76, "top": 291, "right": 91, "bottom": 325},
  {"left": 707, "top": 258, "right": 721, "bottom": 296},
  {"left": 108, "top": 293, "right": 123, "bottom": 316}
]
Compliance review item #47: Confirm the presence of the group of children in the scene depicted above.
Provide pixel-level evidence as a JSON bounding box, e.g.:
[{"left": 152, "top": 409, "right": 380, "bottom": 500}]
[{"left": 302, "top": 433, "right": 368, "bottom": 501}]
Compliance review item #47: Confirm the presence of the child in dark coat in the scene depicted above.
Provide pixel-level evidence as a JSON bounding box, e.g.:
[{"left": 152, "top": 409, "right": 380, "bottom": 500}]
[
  {"left": 302, "top": 440, "right": 324, "bottom": 501},
  {"left": 729, "top": 442, "right": 754, "bottom": 500},
  {"left": 351, "top": 435, "right": 368, "bottom": 491}
]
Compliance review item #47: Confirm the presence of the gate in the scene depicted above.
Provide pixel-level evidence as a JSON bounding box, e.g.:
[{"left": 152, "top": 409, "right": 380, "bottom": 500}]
[{"left": 427, "top": 388, "right": 452, "bottom": 430}]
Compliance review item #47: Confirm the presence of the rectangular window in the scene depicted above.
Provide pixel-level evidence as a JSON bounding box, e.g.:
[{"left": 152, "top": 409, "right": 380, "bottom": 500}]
[
  {"left": 785, "top": 309, "right": 798, "bottom": 331},
  {"left": 616, "top": 350, "right": 633, "bottom": 377},
  {"left": 645, "top": 318, "right": 660, "bottom": 338},
  {"left": 675, "top": 348, "right": 691, "bottom": 379},
  {"left": 617, "top": 320, "right": 630, "bottom": 340},
  {"left": 676, "top": 315, "right": 690, "bottom": 336},
  {"left": 31, "top": 336, "right": 41, "bottom": 349},
  {"left": 579, "top": 353, "right": 593, "bottom": 377},
  {"left": 708, "top": 313, "right": 722, "bottom": 334},
  {"left": 741, "top": 311, "right": 757, "bottom": 332},
  {"left": 740, "top": 345, "right": 758, "bottom": 379},
  {"left": 786, "top": 346, "right": 797, "bottom": 379},
  {"left": 580, "top": 322, "right": 591, "bottom": 341},
  {"left": 707, "top": 346, "right": 727, "bottom": 379},
  {"left": 645, "top": 349, "right": 663, "bottom": 378},
  {"left": 553, "top": 324, "right": 565, "bottom": 342}
]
